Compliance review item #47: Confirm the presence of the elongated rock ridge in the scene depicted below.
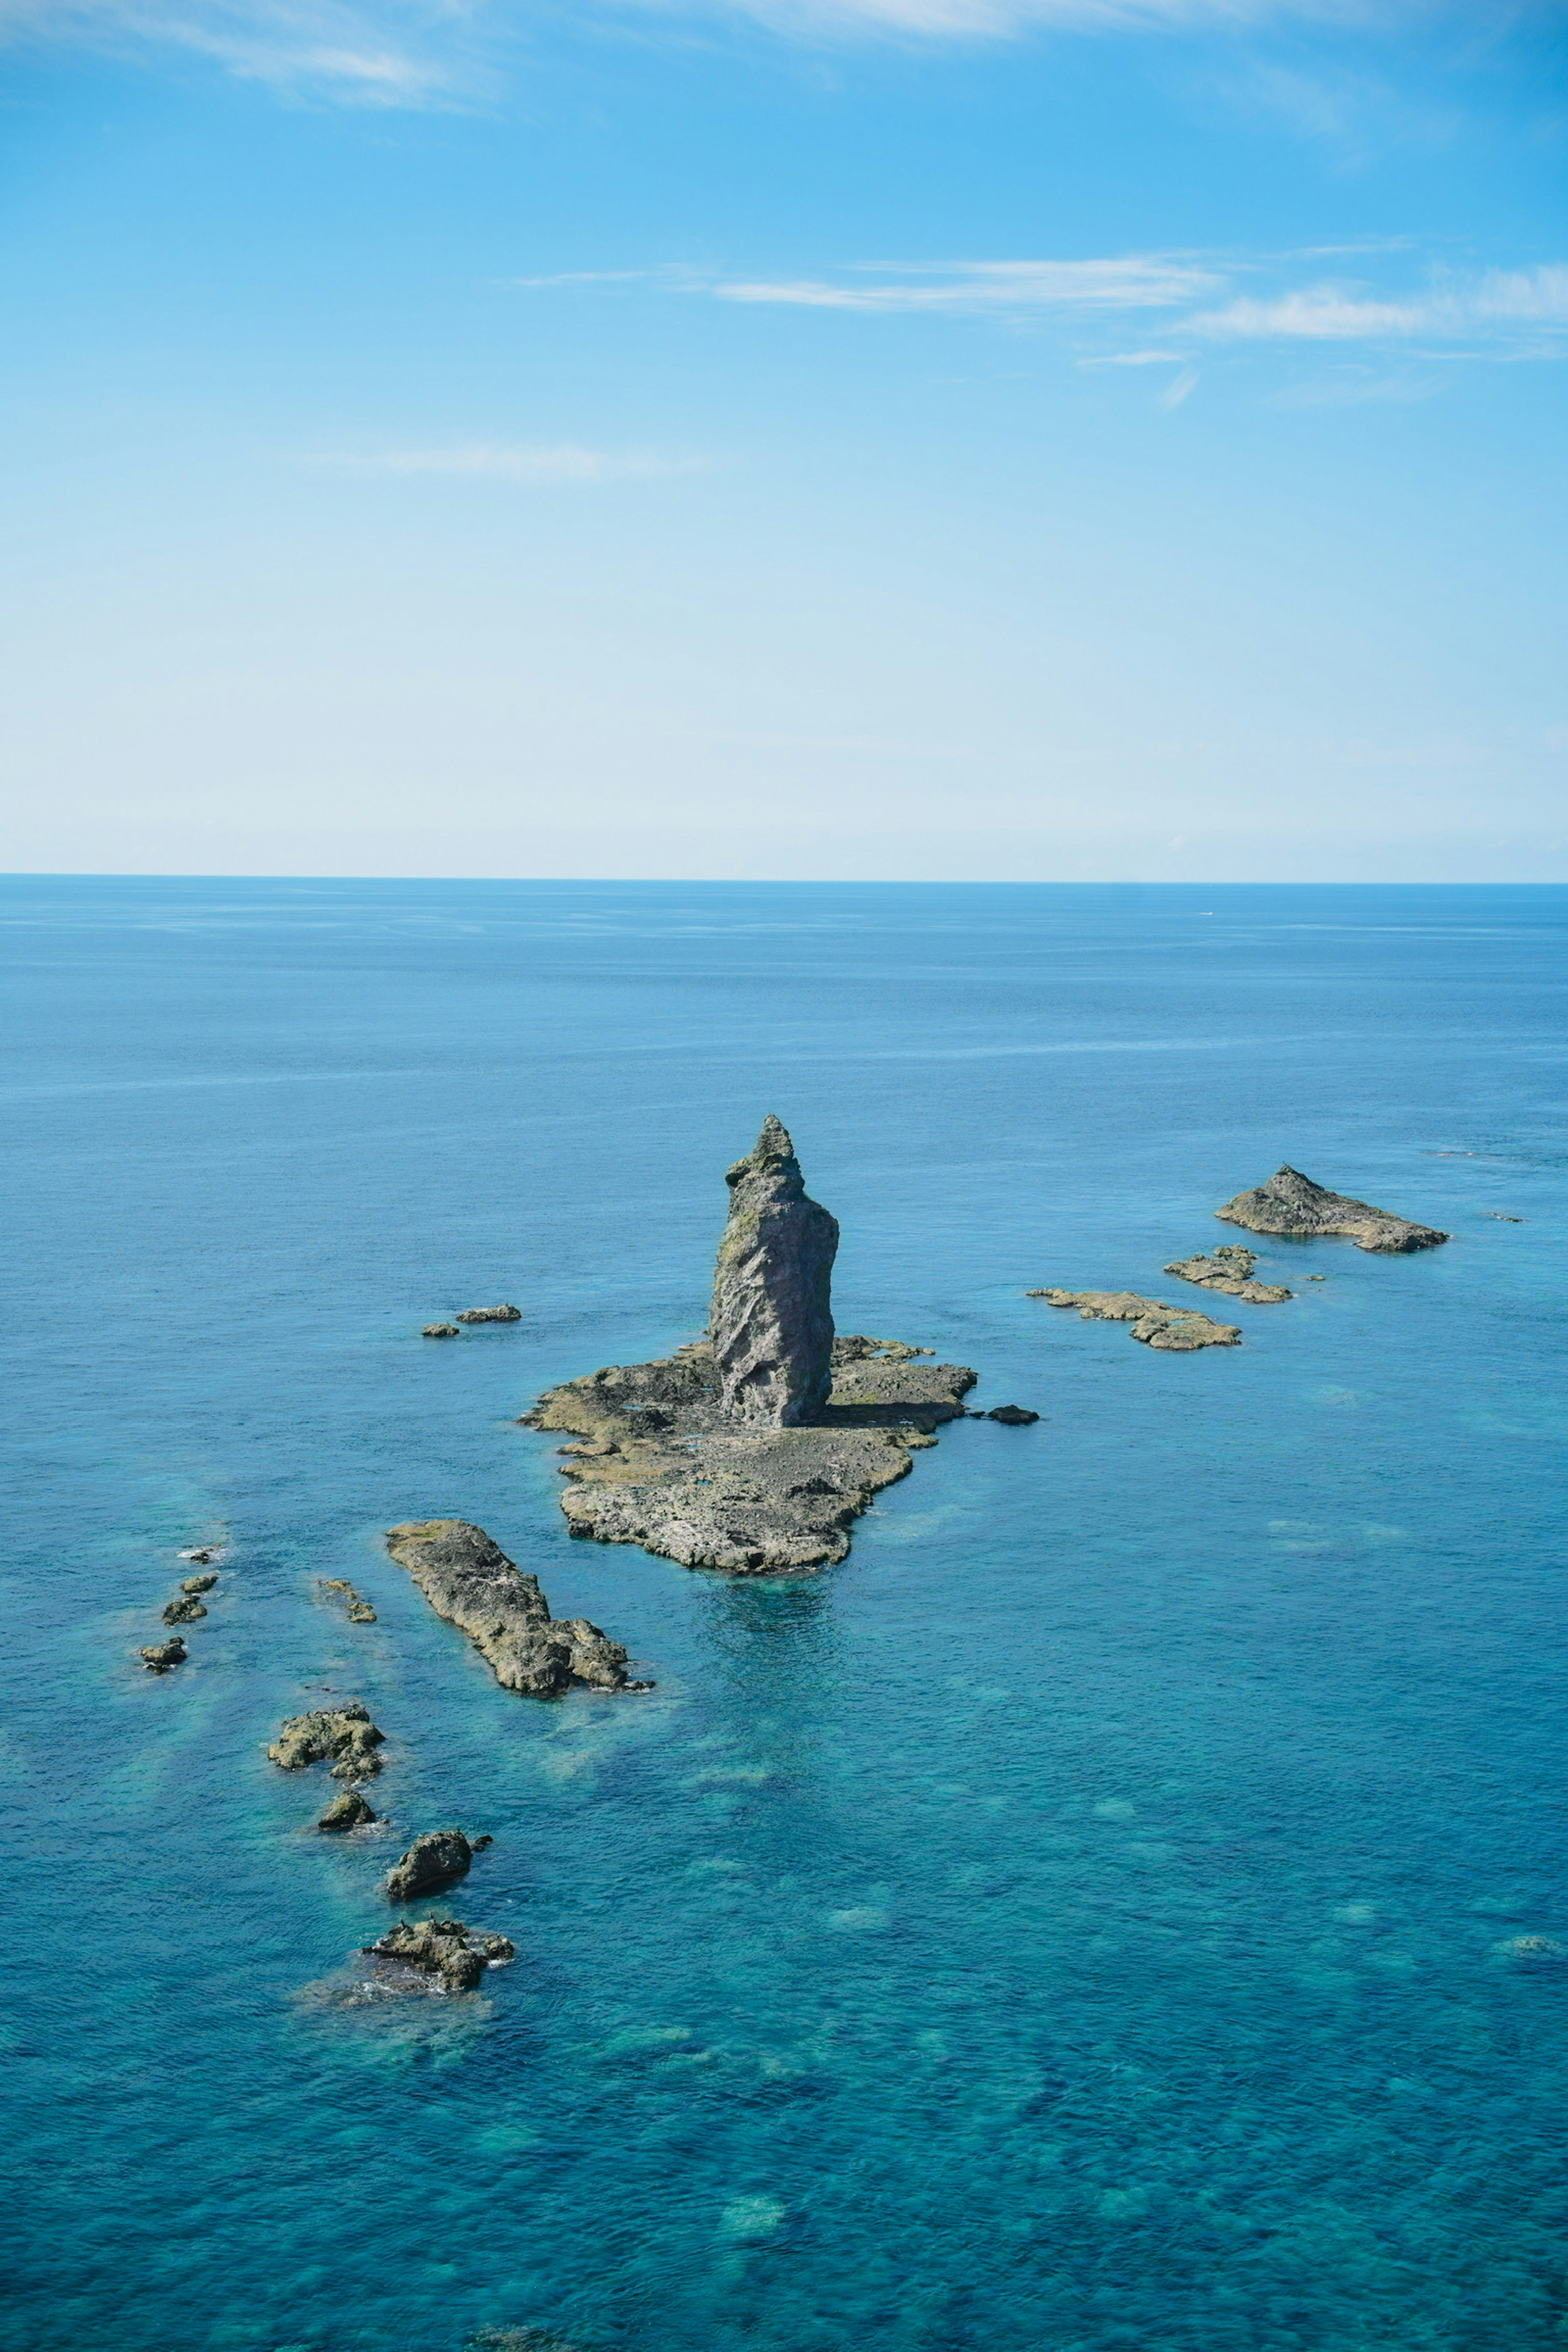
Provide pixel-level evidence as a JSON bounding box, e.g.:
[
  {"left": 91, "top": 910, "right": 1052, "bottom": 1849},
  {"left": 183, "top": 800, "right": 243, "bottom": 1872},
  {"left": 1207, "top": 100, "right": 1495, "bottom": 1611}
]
[
  {"left": 710, "top": 1115, "right": 838, "bottom": 1426},
  {"left": 1216, "top": 1166, "right": 1448, "bottom": 1254},
  {"left": 385, "top": 1519, "right": 650, "bottom": 1695}
]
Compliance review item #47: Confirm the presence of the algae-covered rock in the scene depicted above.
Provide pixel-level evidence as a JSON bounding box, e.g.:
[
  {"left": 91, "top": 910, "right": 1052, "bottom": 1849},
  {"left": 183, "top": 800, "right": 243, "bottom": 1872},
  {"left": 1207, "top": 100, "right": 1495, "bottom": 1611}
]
[
  {"left": 385, "top": 1829, "right": 472, "bottom": 1902},
  {"left": 1216, "top": 1166, "right": 1448, "bottom": 1254},
  {"left": 162, "top": 1593, "right": 207, "bottom": 1625},
  {"left": 364, "top": 1914, "right": 512, "bottom": 1990},
  {"left": 140, "top": 1637, "right": 187, "bottom": 1672},
  {"left": 385, "top": 1519, "right": 648, "bottom": 1693},
  {"left": 318, "top": 1787, "right": 376, "bottom": 1832},
  {"left": 710, "top": 1116, "right": 839, "bottom": 1427},
  {"left": 268, "top": 1701, "right": 386, "bottom": 1780}
]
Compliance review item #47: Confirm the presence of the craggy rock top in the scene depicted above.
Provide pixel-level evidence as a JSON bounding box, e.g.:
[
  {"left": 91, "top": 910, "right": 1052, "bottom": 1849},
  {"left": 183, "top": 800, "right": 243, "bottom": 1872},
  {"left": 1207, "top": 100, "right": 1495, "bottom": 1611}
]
[
  {"left": 1163, "top": 1245, "right": 1292, "bottom": 1303},
  {"left": 364, "top": 1916, "right": 513, "bottom": 1992},
  {"left": 1029, "top": 1290, "right": 1241, "bottom": 1352},
  {"left": 523, "top": 1335, "right": 976, "bottom": 1575},
  {"left": 1216, "top": 1165, "right": 1449, "bottom": 1254},
  {"left": 385, "top": 1829, "right": 472, "bottom": 1903},
  {"left": 385, "top": 1519, "right": 649, "bottom": 1695},
  {"left": 710, "top": 1115, "right": 839, "bottom": 1427},
  {"left": 267, "top": 1701, "right": 386, "bottom": 1780}
]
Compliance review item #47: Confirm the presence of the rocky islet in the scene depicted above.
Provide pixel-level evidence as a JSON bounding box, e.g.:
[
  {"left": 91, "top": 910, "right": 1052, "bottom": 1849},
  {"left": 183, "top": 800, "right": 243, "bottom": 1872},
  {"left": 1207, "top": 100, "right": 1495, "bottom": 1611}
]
[
  {"left": 363, "top": 1915, "right": 513, "bottom": 1991},
  {"left": 1216, "top": 1165, "right": 1449, "bottom": 1253},
  {"left": 522, "top": 1119, "right": 976, "bottom": 1575},
  {"left": 385, "top": 1829, "right": 474, "bottom": 1902},
  {"left": 1031, "top": 1290, "right": 1243, "bottom": 1351},
  {"left": 268, "top": 1700, "right": 386, "bottom": 1781},
  {"left": 1163, "top": 1245, "right": 1292, "bottom": 1303}
]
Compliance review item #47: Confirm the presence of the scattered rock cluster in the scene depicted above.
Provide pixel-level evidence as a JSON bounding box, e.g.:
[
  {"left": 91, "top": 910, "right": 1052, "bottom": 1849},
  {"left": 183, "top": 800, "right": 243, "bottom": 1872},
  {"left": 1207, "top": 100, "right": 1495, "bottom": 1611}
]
[
  {"left": 1030, "top": 1290, "right": 1242, "bottom": 1351},
  {"left": 385, "top": 1520, "right": 650, "bottom": 1695},
  {"left": 140, "top": 1558, "right": 222, "bottom": 1668},
  {"left": 319, "top": 1577, "right": 377, "bottom": 1623},
  {"left": 1216, "top": 1165, "right": 1449, "bottom": 1254},
  {"left": 363, "top": 1915, "right": 513, "bottom": 1990}
]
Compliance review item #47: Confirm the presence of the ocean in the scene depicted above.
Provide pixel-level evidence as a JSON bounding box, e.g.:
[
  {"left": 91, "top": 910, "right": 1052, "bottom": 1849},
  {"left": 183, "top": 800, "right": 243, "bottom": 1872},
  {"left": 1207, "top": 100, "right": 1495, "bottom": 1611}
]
[{"left": 2, "top": 877, "right": 1565, "bottom": 2352}]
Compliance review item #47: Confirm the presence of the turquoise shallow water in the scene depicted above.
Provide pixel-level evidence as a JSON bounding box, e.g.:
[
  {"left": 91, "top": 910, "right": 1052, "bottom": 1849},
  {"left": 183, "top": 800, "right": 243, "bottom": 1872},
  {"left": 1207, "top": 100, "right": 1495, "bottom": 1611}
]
[{"left": 3, "top": 878, "right": 1567, "bottom": 2352}]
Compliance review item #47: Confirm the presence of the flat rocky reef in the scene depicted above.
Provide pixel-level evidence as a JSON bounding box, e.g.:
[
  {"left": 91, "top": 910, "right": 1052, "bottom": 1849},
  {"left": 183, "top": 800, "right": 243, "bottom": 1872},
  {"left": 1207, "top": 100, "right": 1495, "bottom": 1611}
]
[
  {"left": 1163, "top": 1245, "right": 1292, "bottom": 1303},
  {"left": 523, "top": 1334, "right": 976, "bottom": 1574},
  {"left": 1030, "top": 1290, "right": 1242, "bottom": 1351},
  {"left": 1216, "top": 1165, "right": 1448, "bottom": 1253}
]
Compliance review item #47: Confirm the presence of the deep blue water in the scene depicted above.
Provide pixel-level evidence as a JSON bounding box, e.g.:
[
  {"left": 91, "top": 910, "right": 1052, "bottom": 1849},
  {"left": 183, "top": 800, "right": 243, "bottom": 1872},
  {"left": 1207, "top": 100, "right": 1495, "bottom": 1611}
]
[{"left": 3, "top": 878, "right": 1567, "bottom": 2352}]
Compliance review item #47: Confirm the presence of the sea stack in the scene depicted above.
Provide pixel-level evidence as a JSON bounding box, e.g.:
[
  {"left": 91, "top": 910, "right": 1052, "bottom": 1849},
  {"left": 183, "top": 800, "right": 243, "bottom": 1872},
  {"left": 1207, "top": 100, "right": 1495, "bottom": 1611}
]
[{"left": 710, "top": 1115, "right": 839, "bottom": 1426}]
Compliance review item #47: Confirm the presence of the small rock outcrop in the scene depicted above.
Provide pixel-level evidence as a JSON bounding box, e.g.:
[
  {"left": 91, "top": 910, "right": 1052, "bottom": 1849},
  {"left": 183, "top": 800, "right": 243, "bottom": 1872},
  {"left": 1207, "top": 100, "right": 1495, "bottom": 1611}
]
[
  {"left": 987, "top": 1405, "right": 1040, "bottom": 1425},
  {"left": 385, "top": 1520, "right": 649, "bottom": 1694},
  {"left": 364, "top": 1915, "right": 512, "bottom": 1990},
  {"left": 1216, "top": 1166, "right": 1448, "bottom": 1253},
  {"left": 140, "top": 1637, "right": 187, "bottom": 1672},
  {"left": 319, "top": 1577, "right": 376, "bottom": 1623},
  {"left": 162, "top": 1593, "right": 207, "bottom": 1625},
  {"left": 1163, "top": 1245, "right": 1292, "bottom": 1303},
  {"left": 318, "top": 1788, "right": 376, "bottom": 1832},
  {"left": 268, "top": 1701, "right": 386, "bottom": 1780},
  {"left": 386, "top": 1830, "right": 472, "bottom": 1902},
  {"left": 1030, "top": 1290, "right": 1241, "bottom": 1351},
  {"left": 710, "top": 1116, "right": 839, "bottom": 1426},
  {"left": 423, "top": 1323, "right": 460, "bottom": 1339},
  {"left": 181, "top": 1572, "right": 219, "bottom": 1595},
  {"left": 457, "top": 1304, "right": 521, "bottom": 1324}
]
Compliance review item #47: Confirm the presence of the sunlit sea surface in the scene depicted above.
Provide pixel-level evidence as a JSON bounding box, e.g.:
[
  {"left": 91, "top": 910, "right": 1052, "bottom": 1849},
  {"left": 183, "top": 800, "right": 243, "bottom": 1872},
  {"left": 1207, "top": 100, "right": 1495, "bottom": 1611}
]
[{"left": 3, "top": 878, "right": 1566, "bottom": 2352}]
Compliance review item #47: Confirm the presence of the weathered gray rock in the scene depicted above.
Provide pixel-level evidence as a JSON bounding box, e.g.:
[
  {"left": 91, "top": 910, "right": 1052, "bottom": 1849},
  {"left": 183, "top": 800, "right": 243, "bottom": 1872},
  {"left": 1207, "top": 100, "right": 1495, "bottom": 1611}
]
[
  {"left": 318, "top": 1787, "right": 376, "bottom": 1832},
  {"left": 384, "top": 1520, "right": 650, "bottom": 1694},
  {"left": 710, "top": 1116, "right": 839, "bottom": 1426},
  {"left": 181, "top": 1572, "right": 219, "bottom": 1595},
  {"left": 456, "top": 1304, "right": 521, "bottom": 1324},
  {"left": 140, "top": 1637, "right": 187, "bottom": 1672},
  {"left": 268, "top": 1701, "right": 386, "bottom": 1780},
  {"left": 524, "top": 1336, "right": 975, "bottom": 1574},
  {"left": 1030, "top": 1290, "right": 1241, "bottom": 1351},
  {"left": 386, "top": 1830, "right": 472, "bottom": 1902},
  {"left": 319, "top": 1577, "right": 376, "bottom": 1623},
  {"left": 423, "top": 1323, "right": 460, "bottom": 1338},
  {"left": 162, "top": 1593, "right": 207, "bottom": 1625},
  {"left": 1164, "top": 1245, "right": 1292, "bottom": 1303},
  {"left": 1216, "top": 1166, "right": 1448, "bottom": 1253},
  {"left": 364, "top": 1914, "right": 512, "bottom": 1990}
]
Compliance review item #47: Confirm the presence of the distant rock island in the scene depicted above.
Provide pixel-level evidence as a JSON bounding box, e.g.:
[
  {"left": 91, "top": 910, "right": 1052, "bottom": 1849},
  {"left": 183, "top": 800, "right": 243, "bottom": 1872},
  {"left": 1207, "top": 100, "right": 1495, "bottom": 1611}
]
[
  {"left": 385, "top": 1519, "right": 650, "bottom": 1695},
  {"left": 1216, "top": 1166, "right": 1449, "bottom": 1254},
  {"left": 523, "top": 1117, "right": 976, "bottom": 1574},
  {"left": 1030, "top": 1290, "right": 1242, "bottom": 1351},
  {"left": 1163, "top": 1245, "right": 1292, "bottom": 1303}
]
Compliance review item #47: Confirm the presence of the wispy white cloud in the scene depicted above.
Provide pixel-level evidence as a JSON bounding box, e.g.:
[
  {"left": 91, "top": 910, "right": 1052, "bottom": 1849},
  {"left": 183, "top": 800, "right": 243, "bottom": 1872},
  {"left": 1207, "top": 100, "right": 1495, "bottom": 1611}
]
[
  {"left": 0, "top": 0, "right": 1419, "bottom": 104},
  {"left": 713, "top": 255, "right": 1223, "bottom": 312},
  {"left": 1191, "top": 263, "right": 1568, "bottom": 344},
  {"left": 311, "top": 443, "right": 702, "bottom": 480}
]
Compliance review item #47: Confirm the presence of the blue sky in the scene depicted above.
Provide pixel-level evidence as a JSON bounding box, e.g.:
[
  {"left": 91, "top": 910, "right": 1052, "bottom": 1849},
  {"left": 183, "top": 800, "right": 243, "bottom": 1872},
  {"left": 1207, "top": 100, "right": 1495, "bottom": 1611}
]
[{"left": 2, "top": 0, "right": 1564, "bottom": 878}]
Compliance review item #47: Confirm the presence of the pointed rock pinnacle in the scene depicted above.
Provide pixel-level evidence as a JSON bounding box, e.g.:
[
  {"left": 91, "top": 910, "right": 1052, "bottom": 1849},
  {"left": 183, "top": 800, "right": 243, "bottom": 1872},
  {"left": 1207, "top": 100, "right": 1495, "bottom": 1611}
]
[{"left": 709, "top": 1116, "right": 839, "bottom": 1426}]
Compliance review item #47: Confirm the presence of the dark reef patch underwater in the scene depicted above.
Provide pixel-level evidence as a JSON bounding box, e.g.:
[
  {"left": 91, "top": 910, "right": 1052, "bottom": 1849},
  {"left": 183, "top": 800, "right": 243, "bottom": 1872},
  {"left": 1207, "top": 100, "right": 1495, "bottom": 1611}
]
[{"left": 2, "top": 878, "right": 1566, "bottom": 2352}]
